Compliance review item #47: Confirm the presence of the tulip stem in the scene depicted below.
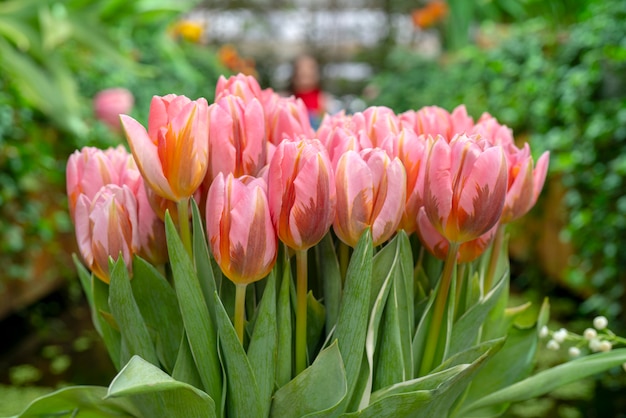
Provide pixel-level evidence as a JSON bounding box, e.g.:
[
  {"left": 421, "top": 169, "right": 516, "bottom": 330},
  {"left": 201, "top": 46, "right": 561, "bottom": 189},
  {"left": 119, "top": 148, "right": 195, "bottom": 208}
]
[
  {"left": 177, "top": 198, "right": 192, "bottom": 258},
  {"left": 419, "top": 242, "right": 459, "bottom": 376},
  {"left": 484, "top": 225, "right": 505, "bottom": 294},
  {"left": 235, "top": 283, "right": 247, "bottom": 344},
  {"left": 295, "top": 249, "right": 308, "bottom": 375}
]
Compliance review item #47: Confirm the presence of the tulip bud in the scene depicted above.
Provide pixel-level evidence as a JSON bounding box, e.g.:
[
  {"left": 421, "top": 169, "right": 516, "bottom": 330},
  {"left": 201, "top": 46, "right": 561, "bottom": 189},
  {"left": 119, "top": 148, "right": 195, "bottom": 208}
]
[
  {"left": 206, "top": 173, "right": 277, "bottom": 285},
  {"left": 121, "top": 94, "right": 209, "bottom": 202},
  {"left": 215, "top": 73, "right": 263, "bottom": 103},
  {"left": 93, "top": 88, "right": 134, "bottom": 132},
  {"left": 334, "top": 148, "right": 406, "bottom": 247},
  {"left": 264, "top": 93, "right": 315, "bottom": 146},
  {"left": 422, "top": 135, "right": 508, "bottom": 244},
  {"left": 74, "top": 185, "right": 139, "bottom": 283},
  {"left": 396, "top": 130, "right": 430, "bottom": 234},
  {"left": 267, "top": 138, "right": 336, "bottom": 250}
]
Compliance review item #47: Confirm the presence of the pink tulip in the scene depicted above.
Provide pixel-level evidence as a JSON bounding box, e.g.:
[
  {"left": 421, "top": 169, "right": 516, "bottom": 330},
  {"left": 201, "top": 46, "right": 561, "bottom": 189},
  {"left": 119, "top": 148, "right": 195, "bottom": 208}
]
[
  {"left": 316, "top": 111, "right": 355, "bottom": 146},
  {"left": 324, "top": 127, "right": 360, "bottom": 171},
  {"left": 120, "top": 94, "right": 209, "bottom": 202},
  {"left": 500, "top": 144, "right": 550, "bottom": 223},
  {"left": 74, "top": 185, "right": 139, "bottom": 283},
  {"left": 264, "top": 93, "right": 315, "bottom": 146},
  {"left": 267, "top": 138, "right": 336, "bottom": 250},
  {"left": 215, "top": 73, "right": 264, "bottom": 103},
  {"left": 471, "top": 113, "right": 515, "bottom": 148},
  {"left": 334, "top": 148, "right": 406, "bottom": 247},
  {"left": 400, "top": 105, "right": 474, "bottom": 142},
  {"left": 396, "top": 130, "right": 430, "bottom": 233},
  {"left": 423, "top": 134, "right": 508, "bottom": 244},
  {"left": 352, "top": 106, "right": 400, "bottom": 156},
  {"left": 417, "top": 208, "right": 497, "bottom": 263},
  {"left": 207, "top": 95, "right": 266, "bottom": 181},
  {"left": 93, "top": 88, "right": 134, "bottom": 132},
  {"left": 206, "top": 173, "right": 277, "bottom": 285}
]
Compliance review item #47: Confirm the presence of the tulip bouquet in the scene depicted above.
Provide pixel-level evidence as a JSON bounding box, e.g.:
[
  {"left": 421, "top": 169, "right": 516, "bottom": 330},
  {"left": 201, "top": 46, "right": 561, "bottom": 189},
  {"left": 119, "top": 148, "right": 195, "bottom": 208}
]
[{"left": 13, "top": 74, "right": 626, "bottom": 418}]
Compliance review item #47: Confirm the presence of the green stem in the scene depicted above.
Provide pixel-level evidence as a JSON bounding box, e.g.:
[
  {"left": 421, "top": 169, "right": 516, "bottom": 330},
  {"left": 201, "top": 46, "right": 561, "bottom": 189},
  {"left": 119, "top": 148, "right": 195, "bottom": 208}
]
[
  {"left": 177, "top": 197, "right": 192, "bottom": 258},
  {"left": 419, "top": 242, "right": 459, "bottom": 376},
  {"left": 339, "top": 241, "right": 349, "bottom": 283},
  {"left": 454, "top": 263, "right": 467, "bottom": 320},
  {"left": 235, "top": 283, "right": 247, "bottom": 344},
  {"left": 295, "top": 249, "right": 308, "bottom": 375},
  {"left": 484, "top": 225, "right": 505, "bottom": 294}
]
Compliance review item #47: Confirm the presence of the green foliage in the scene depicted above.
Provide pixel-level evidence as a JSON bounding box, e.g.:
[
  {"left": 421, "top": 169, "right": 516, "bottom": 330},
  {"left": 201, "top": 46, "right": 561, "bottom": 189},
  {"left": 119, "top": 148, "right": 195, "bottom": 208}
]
[{"left": 369, "top": 0, "right": 626, "bottom": 324}]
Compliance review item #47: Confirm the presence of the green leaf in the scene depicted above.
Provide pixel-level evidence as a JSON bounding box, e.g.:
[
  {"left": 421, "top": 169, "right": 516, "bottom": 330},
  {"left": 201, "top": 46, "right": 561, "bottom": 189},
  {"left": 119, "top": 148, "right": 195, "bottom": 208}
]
[
  {"left": 13, "top": 386, "right": 138, "bottom": 418},
  {"left": 108, "top": 258, "right": 159, "bottom": 368},
  {"left": 172, "top": 330, "right": 204, "bottom": 389},
  {"left": 307, "top": 291, "right": 326, "bottom": 356},
  {"left": 447, "top": 269, "right": 508, "bottom": 358},
  {"left": 165, "top": 213, "right": 222, "bottom": 414},
  {"left": 315, "top": 233, "right": 342, "bottom": 335},
  {"left": 213, "top": 293, "right": 263, "bottom": 418},
  {"left": 247, "top": 271, "right": 278, "bottom": 418},
  {"left": 334, "top": 230, "right": 373, "bottom": 411},
  {"left": 276, "top": 254, "right": 293, "bottom": 387},
  {"left": 107, "top": 355, "right": 215, "bottom": 418},
  {"left": 131, "top": 257, "right": 183, "bottom": 373},
  {"left": 74, "top": 254, "right": 99, "bottom": 334},
  {"left": 92, "top": 276, "right": 122, "bottom": 370},
  {"left": 374, "top": 279, "right": 406, "bottom": 391},
  {"left": 461, "top": 348, "right": 626, "bottom": 414},
  {"left": 191, "top": 199, "right": 219, "bottom": 325},
  {"left": 270, "top": 342, "right": 347, "bottom": 418}
]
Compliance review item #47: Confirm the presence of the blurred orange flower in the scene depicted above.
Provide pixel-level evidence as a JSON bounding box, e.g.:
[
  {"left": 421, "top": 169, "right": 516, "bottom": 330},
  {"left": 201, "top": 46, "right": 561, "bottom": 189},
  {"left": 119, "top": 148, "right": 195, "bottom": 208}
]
[
  {"left": 218, "top": 44, "right": 258, "bottom": 78},
  {"left": 170, "top": 20, "right": 204, "bottom": 43},
  {"left": 411, "top": 0, "right": 449, "bottom": 29}
]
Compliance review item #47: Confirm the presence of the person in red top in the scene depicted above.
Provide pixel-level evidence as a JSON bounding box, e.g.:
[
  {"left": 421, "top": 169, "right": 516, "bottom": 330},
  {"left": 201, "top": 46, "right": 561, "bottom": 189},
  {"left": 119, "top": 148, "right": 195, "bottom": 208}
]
[{"left": 291, "top": 54, "right": 327, "bottom": 129}]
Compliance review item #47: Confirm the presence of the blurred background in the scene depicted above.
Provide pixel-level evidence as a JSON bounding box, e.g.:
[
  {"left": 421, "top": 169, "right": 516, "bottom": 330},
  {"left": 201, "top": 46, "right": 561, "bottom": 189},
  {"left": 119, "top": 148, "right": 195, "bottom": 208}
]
[{"left": 1, "top": 0, "right": 625, "bottom": 416}]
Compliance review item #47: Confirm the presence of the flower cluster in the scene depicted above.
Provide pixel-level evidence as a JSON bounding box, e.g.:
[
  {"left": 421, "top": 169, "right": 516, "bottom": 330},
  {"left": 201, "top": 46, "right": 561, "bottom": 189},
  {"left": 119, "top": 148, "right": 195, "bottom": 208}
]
[{"left": 68, "top": 74, "right": 549, "bottom": 289}]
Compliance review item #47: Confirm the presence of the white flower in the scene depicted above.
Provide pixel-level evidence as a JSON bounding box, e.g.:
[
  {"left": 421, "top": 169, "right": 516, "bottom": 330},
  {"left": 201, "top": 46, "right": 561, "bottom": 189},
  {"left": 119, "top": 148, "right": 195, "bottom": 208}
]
[
  {"left": 569, "top": 347, "right": 581, "bottom": 358},
  {"left": 593, "top": 316, "right": 608, "bottom": 330},
  {"left": 547, "top": 340, "right": 560, "bottom": 351},
  {"left": 584, "top": 328, "right": 598, "bottom": 340},
  {"left": 599, "top": 340, "right": 612, "bottom": 352},
  {"left": 539, "top": 325, "right": 549, "bottom": 338},
  {"left": 589, "top": 338, "right": 602, "bottom": 352},
  {"left": 553, "top": 328, "right": 568, "bottom": 343}
]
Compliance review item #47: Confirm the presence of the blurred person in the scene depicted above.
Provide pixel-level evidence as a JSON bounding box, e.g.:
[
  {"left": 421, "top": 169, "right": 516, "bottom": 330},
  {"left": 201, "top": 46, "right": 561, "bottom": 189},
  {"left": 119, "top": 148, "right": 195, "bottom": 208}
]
[{"left": 290, "top": 54, "right": 328, "bottom": 129}]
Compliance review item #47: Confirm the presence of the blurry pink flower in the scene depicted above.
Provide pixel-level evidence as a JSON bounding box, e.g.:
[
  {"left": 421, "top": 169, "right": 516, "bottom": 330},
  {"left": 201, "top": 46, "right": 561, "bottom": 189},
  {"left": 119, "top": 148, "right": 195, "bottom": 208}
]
[
  {"left": 74, "top": 185, "right": 139, "bottom": 283},
  {"left": 208, "top": 95, "right": 266, "bottom": 181},
  {"left": 400, "top": 105, "right": 474, "bottom": 142},
  {"left": 206, "top": 173, "right": 277, "bottom": 285},
  {"left": 120, "top": 94, "right": 209, "bottom": 202},
  {"left": 334, "top": 148, "right": 406, "bottom": 247},
  {"left": 423, "top": 134, "right": 508, "bottom": 244},
  {"left": 417, "top": 208, "right": 497, "bottom": 263},
  {"left": 324, "top": 127, "right": 359, "bottom": 171},
  {"left": 501, "top": 143, "right": 550, "bottom": 223},
  {"left": 267, "top": 138, "right": 336, "bottom": 250},
  {"left": 215, "top": 73, "right": 264, "bottom": 103},
  {"left": 93, "top": 88, "right": 134, "bottom": 132},
  {"left": 396, "top": 130, "right": 430, "bottom": 234},
  {"left": 471, "top": 113, "right": 515, "bottom": 148},
  {"left": 316, "top": 111, "right": 355, "bottom": 146},
  {"left": 352, "top": 106, "right": 400, "bottom": 156},
  {"left": 264, "top": 93, "right": 315, "bottom": 146}
]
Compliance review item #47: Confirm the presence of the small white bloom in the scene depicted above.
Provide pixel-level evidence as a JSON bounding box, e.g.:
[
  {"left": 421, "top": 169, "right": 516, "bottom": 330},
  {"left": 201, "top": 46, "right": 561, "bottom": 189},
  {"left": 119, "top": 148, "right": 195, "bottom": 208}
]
[
  {"left": 569, "top": 346, "right": 581, "bottom": 358},
  {"left": 547, "top": 339, "right": 560, "bottom": 351},
  {"left": 589, "top": 338, "right": 602, "bottom": 352},
  {"left": 593, "top": 316, "right": 608, "bottom": 330},
  {"left": 599, "top": 340, "right": 613, "bottom": 352},
  {"left": 584, "top": 328, "right": 597, "bottom": 340},
  {"left": 553, "top": 328, "right": 568, "bottom": 343},
  {"left": 539, "top": 325, "right": 549, "bottom": 338}
]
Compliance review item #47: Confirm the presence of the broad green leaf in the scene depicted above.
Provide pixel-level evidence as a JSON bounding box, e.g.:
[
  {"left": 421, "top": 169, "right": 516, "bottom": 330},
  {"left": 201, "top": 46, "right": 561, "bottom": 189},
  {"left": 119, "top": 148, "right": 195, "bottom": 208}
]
[
  {"left": 334, "top": 230, "right": 373, "bottom": 411},
  {"left": 447, "top": 269, "right": 508, "bottom": 358},
  {"left": 93, "top": 274, "right": 122, "bottom": 370},
  {"left": 73, "top": 254, "right": 99, "bottom": 334},
  {"left": 172, "top": 330, "right": 204, "bottom": 389},
  {"left": 247, "top": 271, "right": 278, "bottom": 418},
  {"left": 433, "top": 338, "right": 506, "bottom": 374},
  {"left": 270, "top": 342, "right": 347, "bottom": 418},
  {"left": 13, "top": 386, "right": 138, "bottom": 418},
  {"left": 165, "top": 213, "right": 222, "bottom": 414},
  {"left": 131, "top": 257, "right": 183, "bottom": 373},
  {"left": 307, "top": 291, "right": 326, "bottom": 356},
  {"left": 191, "top": 199, "right": 219, "bottom": 325},
  {"left": 213, "top": 293, "right": 263, "bottom": 418},
  {"left": 276, "top": 256, "right": 293, "bottom": 387},
  {"left": 341, "top": 391, "right": 432, "bottom": 418},
  {"left": 316, "top": 233, "right": 342, "bottom": 335},
  {"left": 107, "top": 355, "right": 215, "bottom": 418},
  {"left": 374, "top": 279, "right": 406, "bottom": 391},
  {"left": 461, "top": 348, "right": 626, "bottom": 414},
  {"left": 109, "top": 258, "right": 159, "bottom": 368}
]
